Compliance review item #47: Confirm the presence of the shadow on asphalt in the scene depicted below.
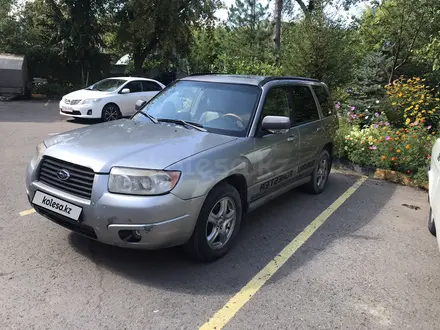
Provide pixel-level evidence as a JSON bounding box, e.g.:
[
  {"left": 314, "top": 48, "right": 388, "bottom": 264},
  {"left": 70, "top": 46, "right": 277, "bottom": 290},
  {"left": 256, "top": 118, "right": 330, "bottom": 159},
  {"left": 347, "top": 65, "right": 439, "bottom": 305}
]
[{"left": 69, "top": 173, "right": 396, "bottom": 295}]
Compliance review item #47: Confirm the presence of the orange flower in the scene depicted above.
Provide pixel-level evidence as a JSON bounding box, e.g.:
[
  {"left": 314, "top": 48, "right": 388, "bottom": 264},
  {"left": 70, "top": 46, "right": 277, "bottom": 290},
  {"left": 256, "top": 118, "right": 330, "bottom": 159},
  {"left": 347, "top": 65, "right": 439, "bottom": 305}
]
[
  {"left": 432, "top": 132, "right": 436, "bottom": 135},
  {"left": 405, "top": 144, "right": 411, "bottom": 149},
  {"left": 391, "top": 157, "right": 396, "bottom": 161},
  {"left": 397, "top": 149, "right": 401, "bottom": 153},
  {"left": 381, "top": 155, "right": 387, "bottom": 160}
]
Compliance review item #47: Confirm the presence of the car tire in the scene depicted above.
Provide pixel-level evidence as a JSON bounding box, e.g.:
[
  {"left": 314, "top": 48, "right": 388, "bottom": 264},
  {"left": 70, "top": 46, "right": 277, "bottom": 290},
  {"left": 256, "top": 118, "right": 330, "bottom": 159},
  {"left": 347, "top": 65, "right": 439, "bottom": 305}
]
[
  {"left": 428, "top": 207, "right": 436, "bottom": 236},
  {"left": 184, "top": 183, "right": 242, "bottom": 262},
  {"left": 101, "top": 103, "right": 121, "bottom": 122},
  {"left": 304, "top": 149, "right": 331, "bottom": 195}
]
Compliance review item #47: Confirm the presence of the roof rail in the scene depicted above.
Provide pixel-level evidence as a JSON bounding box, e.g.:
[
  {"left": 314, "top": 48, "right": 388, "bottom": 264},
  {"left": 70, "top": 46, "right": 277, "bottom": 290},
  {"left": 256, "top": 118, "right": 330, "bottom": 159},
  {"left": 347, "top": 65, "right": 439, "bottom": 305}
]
[
  {"left": 187, "top": 72, "right": 221, "bottom": 76},
  {"left": 259, "top": 76, "right": 320, "bottom": 86}
]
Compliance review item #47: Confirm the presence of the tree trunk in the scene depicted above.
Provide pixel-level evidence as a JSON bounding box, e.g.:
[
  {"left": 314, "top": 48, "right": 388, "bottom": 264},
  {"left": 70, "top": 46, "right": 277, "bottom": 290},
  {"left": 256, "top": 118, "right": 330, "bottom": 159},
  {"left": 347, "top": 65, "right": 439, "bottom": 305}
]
[
  {"left": 133, "top": 48, "right": 145, "bottom": 76},
  {"left": 273, "top": 0, "right": 283, "bottom": 54}
]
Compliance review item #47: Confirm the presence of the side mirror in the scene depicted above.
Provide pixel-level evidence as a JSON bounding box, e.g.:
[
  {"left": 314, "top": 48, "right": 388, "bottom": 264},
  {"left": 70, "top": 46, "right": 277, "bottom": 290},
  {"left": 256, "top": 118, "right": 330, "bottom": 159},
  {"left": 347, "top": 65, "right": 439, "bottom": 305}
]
[
  {"left": 135, "top": 99, "right": 147, "bottom": 111},
  {"left": 261, "top": 116, "right": 291, "bottom": 134},
  {"left": 121, "top": 88, "right": 130, "bottom": 94}
]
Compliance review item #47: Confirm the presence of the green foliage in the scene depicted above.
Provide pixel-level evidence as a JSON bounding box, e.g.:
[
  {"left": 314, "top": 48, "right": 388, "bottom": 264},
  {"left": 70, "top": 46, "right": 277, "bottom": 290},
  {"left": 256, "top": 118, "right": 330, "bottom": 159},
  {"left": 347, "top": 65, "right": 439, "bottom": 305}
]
[
  {"left": 281, "top": 14, "right": 358, "bottom": 88},
  {"left": 227, "top": 0, "right": 272, "bottom": 62}
]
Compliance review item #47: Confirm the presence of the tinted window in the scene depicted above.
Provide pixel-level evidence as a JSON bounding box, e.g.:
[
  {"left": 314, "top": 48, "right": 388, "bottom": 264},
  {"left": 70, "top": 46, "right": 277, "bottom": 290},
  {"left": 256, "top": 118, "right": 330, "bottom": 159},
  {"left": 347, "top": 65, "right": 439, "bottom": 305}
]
[
  {"left": 142, "top": 81, "right": 162, "bottom": 92},
  {"left": 125, "top": 81, "right": 142, "bottom": 93},
  {"left": 262, "top": 87, "right": 290, "bottom": 118},
  {"left": 292, "top": 85, "right": 319, "bottom": 125},
  {"left": 312, "top": 85, "right": 333, "bottom": 117}
]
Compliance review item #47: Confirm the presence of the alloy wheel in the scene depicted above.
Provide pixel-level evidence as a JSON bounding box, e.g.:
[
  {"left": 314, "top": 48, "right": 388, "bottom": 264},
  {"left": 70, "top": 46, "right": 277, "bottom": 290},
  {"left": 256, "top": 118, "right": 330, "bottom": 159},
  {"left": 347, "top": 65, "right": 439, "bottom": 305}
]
[
  {"left": 206, "top": 197, "right": 237, "bottom": 250},
  {"left": 104, "top": 106, "right": 119, "bottom": 121}
]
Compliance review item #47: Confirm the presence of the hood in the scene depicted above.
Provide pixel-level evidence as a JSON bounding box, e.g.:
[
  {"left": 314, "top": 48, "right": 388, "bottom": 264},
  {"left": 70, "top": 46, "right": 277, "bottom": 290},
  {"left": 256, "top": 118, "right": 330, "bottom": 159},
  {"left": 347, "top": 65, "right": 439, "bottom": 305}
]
[
  {"left": 44, "top": 119, "right": 237, "bottom": 173},
  {"left": 63, "top": 89, "right": 113, "bottom": 100}
]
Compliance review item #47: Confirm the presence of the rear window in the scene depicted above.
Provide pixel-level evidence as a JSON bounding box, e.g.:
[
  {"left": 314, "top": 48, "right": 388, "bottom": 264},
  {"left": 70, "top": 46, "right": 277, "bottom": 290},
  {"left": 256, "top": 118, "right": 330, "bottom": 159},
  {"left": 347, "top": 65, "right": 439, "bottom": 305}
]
[{"left": 312, "top": 85, "right": 334, "bottom": 117}]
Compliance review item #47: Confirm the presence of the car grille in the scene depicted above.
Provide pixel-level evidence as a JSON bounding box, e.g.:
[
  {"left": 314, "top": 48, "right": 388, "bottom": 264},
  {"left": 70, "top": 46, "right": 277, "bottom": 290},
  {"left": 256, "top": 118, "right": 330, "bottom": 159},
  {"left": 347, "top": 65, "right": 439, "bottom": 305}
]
[
  {"left": 64, "top": 99, "right": 81, "bottom": 105},
  {"left": 38, "top": 157, "right": 95, "bottom": 199},
  {"left": 35, "top": 206, "right": 97, "bottom": 239}
]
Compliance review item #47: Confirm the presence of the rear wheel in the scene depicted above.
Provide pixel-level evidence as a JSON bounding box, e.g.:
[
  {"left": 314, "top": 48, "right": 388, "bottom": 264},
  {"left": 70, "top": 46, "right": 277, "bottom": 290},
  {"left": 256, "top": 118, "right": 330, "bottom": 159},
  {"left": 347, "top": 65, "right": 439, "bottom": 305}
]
[
  {"left": 304, "top": 149, "right": 331, "bottom": 194},
  {"left": 101, "top": 104, "right": 121, "bottom": 122},
  {"left": 184, "top": 183, "right": 242, "bottom": 262},
  {"left": 428, "top": 207, "right": 436, "bottom": 236}
]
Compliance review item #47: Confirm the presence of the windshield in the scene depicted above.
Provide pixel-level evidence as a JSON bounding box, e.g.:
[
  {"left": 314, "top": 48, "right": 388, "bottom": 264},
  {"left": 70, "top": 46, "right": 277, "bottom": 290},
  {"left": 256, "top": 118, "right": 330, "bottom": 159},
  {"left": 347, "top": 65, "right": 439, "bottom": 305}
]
[
  {"left": 85, "top": 79, "right": 127, "bottom": 92},
  {"left": 132, "top": 80, "right": 261, "bottom": 137}
]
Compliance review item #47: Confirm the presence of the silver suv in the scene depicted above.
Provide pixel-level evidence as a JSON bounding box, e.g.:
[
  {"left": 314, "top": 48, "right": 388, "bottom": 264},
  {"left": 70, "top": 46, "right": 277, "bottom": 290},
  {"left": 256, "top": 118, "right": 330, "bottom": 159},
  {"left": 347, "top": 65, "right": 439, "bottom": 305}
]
[{"left": 25, "top": 74, "right": 338, "bottom": 261}]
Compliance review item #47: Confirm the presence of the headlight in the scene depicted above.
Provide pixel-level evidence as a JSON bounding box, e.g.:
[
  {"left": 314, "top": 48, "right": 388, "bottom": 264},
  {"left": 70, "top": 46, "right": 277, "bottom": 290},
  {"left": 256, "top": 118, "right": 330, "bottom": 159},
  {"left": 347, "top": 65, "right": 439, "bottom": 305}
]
[
  {"left": 81, "top": 98, "right": 102, "bottom": 105},
  {"left": 30, "top": 142, "right": 46, "bottom": 167},
  {"left": 108, "top": 167, "right": 181, "bottom": 195}
]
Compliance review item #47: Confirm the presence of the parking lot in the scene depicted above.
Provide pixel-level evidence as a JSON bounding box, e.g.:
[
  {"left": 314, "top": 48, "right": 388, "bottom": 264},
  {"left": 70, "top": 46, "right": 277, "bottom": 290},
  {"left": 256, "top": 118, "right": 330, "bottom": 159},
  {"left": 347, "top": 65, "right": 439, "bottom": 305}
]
[{"left": 1, "top": 100, "right": 440, "bottom": 330}]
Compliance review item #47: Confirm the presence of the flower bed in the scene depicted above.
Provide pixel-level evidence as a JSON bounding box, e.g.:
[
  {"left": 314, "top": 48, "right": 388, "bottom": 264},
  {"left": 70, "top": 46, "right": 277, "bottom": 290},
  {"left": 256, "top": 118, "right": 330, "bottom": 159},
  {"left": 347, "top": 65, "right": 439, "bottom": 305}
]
[{"left": 334, "top": 77, "right": 439, "bottom": 187}]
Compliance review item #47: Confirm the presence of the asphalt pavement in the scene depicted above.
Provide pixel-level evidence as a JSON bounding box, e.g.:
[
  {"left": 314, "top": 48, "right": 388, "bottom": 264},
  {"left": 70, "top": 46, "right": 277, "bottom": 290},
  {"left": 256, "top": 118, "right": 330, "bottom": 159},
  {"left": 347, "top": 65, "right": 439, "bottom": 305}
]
[{"left": 1, "top": 100, "right": 440, "bottom": 330}]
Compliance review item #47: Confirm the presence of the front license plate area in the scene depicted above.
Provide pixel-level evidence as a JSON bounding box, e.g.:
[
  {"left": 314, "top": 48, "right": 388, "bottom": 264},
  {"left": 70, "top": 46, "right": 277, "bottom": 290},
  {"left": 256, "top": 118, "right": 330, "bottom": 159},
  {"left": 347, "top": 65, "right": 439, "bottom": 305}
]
[
  {"left": 32, "top": 191, "right": 82, "bottom": 221},
  {"left": 62, "top": 106, "right": 73, "bottom": 112}
]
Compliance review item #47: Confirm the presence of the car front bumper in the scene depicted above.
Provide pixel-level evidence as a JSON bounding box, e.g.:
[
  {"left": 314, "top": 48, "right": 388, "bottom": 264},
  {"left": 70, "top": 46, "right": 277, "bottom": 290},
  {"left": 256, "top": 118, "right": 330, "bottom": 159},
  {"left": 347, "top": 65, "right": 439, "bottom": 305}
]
[
  {"left": 59, "top": 100, "right": 102, "bottom": 119},
  {"left": 25, "top": 160, "right": 204, "bottom": 249}
]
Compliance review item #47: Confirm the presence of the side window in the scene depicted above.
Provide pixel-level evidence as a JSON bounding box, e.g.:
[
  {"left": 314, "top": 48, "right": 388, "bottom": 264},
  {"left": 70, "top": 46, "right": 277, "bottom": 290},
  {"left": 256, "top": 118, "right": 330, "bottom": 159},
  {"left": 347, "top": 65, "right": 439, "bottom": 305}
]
[
  {"left": 312, "top": 85, "right": 333, "bottom": 117},
  {"left": 142, "top": 81, "right": 162, "bottom": 92},
  {"left": 125, "top": 81, "right": 142, "bottom": 93},
  {"left": 261, "top": 87, "right": 290, "bottom": 119},
  {"left": 291, "top": 85, "right": 320, "bottom": 125}
]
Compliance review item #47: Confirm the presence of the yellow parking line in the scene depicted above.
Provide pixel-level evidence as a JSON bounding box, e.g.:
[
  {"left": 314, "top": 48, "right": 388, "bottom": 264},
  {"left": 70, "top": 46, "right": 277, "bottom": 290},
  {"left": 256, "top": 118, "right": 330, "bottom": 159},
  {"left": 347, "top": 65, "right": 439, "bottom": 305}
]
[
  {"left": 200, "top": 176, "right": 367, "bottom": 330},
  {"left": 19, "top": 208, "right": 36, "bottom": 216}
]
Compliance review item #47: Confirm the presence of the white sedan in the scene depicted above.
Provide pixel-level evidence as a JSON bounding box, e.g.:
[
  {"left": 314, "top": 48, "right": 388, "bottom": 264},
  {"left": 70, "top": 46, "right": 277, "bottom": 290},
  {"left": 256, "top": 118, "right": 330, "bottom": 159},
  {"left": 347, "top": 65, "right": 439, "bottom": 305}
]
[
  {"left": 428, "top": 138, "right": 440, "bottom": 249},
  {"left": 59, "top": 77, "right": 165, "bottom": 121}
]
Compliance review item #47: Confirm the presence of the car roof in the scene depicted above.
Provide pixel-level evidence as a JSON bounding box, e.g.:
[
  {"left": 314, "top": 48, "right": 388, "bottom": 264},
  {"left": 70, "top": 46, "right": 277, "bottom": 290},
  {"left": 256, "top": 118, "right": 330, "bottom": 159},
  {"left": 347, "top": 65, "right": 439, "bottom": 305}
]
[
  {"left": 180, "top": 74, "right": 321, "bottom": 86},
  {"left": 107, "top": 76, "right": 159, "bottom": 82}
]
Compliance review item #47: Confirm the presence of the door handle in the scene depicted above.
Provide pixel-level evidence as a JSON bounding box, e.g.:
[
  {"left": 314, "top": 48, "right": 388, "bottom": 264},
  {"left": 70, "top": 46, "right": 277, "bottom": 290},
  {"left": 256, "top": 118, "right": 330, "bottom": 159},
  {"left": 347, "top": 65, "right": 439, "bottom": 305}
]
[
  {"left": 317, "top": 127, "right": 324, "bottom": 133},
  {"left": 287, "top": 135, "right": 296, "bottom": 142}
]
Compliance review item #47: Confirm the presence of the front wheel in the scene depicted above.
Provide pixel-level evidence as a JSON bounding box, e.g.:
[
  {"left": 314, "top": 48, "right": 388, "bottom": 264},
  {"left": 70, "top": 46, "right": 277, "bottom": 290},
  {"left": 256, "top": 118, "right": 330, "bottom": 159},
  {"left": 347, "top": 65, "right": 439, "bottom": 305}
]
[
  {"left": 304, "top": 149, "right": 331, "bottom": 194},
  {"left": 101, "top": 104, "right": 121, "bottom": 122},
  {"left": 428, "top": 207, "right": 436, "bottom": 236},
  {"left": 184, "top": 183, "right": 242, "bottom": 262}
]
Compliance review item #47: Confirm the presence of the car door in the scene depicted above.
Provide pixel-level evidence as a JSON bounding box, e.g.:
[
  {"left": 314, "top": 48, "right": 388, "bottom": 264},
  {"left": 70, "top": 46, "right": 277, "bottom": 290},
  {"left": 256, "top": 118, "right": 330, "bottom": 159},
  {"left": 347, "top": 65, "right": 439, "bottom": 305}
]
[
  {"left": 291, "top": 84, "right": 325, "bottom": 176},
  {"left": 120, "top": 81, "right": 144, "bottom": 116},
  {"left": 141, "top": 80, "right": 163, "bottom": 102},
  {"left": 248, "top": 86, "right": 301, "bottom": 202}
]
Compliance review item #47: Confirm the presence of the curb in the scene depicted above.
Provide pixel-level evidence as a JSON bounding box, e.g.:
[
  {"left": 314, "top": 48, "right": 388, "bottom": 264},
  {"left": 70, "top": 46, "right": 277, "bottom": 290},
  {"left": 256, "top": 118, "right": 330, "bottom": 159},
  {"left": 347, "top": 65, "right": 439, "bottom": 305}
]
[{"left": 333, "top": 158, "right": 428, "bottom": 191}]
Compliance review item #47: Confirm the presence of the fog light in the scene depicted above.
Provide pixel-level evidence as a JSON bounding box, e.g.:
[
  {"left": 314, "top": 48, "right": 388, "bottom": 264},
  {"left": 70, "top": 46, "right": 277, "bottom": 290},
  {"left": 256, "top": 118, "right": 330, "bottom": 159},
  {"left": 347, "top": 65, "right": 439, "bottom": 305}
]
[
  {"left": 87, "top": 110, "right": 92, "bottom": 115},
  {"left": 118, "top": 229, "right": 142, "bottom": 243}
]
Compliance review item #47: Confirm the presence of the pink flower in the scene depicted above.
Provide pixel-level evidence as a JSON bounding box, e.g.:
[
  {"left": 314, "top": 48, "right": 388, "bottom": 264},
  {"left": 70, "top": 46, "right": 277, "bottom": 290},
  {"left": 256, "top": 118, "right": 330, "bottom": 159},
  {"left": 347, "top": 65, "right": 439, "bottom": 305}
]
[
  {"left": 385, "top": 122, "right": 390, "bottom": 126},
  {"left": 375, "top": 112, "right": 380, "bottom": 117},
  {"left": 335, "top": 103, "right": 341, "bottom": 109},
  {"left": 347, "top": 111, "right": 351, "bottom": 117},
  {"left": 385, "top": 136, "right": 391, "bottom": 141},
  {"left": 372, "top": 124, "right": 379, "bottom": 129},
  {"left": 351, "top": 114, "right": 357, "bottom": 119},
  {"left": 369, "top": 145, "right": 377, "bottom": 150},
  {"left": 351, "top": 106, "right": 356, "bottom": 111},
  {"left": 428, "top": 155, "right": 431, "bottom": 159},
  {"left": 379, "top": 121, "right": 383, "bottom": 126},
  {"left": 428, "top": 125, "right": 432, "bottom": 130}
]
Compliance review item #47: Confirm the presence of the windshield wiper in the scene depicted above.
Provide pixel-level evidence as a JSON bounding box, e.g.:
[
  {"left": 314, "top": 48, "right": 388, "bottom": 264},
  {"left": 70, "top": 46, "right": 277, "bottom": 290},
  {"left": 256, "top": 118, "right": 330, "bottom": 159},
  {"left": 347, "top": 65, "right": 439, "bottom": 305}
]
[
  {"left": 139, "top": 111, "right": 158, "bottom": 124},
  {"left": 157, "top": 118, "right": 207, "bottom": 132}
]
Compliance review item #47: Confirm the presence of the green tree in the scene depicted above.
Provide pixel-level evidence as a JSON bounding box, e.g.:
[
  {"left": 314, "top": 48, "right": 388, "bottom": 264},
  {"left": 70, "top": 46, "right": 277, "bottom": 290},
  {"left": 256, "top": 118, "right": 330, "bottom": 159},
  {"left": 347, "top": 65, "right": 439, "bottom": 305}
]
[
  {"left": 111, "top": 0, "right": 220, "bottom": 75},
  {"left": 281, "top": 14, "right": 358, "bottom": 88},
  {"left": 227, "top": 0, "right": 272, "bottom": 63},
  {"left": 359, "top": 0, "right": 440, "bottom": 83}
]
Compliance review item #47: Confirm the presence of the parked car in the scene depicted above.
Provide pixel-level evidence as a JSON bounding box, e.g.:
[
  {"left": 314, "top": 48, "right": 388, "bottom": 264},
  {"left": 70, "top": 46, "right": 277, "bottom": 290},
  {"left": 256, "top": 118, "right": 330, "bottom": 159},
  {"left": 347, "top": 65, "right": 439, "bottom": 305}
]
[
  {"left": 59, "top": 77, "right": 165, "bottom": 121},
  {"left": 428, "top": 138, "right": 440, "bottom": 249},
  {"left": 26, "top": 74, "right": 338, "bottom": 261}
]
